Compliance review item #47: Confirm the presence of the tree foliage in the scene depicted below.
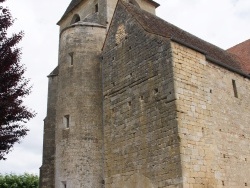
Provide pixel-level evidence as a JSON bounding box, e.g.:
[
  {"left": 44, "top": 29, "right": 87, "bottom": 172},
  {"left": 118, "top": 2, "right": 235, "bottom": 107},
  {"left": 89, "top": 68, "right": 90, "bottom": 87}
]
[
  {"left": 0, "top": 0, "right": 35, "bottom": 160},
  {"left": 0, "top": 173, "right": 39, "bottom": 188}
]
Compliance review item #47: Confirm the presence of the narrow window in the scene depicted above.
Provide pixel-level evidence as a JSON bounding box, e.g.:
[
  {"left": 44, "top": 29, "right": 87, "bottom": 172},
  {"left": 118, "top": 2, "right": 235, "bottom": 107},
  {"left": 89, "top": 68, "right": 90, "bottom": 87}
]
[
  {"left": 62, "top": 181, "right": 67, "bottom": 188},
  {"left": 95, "top": 4, "right": 99, "bottom": 13},
  {"left": 129, "top": 0, "right": 134, "bottom": 4},
  {"left": 128, "top": 101, "right": 132, "bottom": 108},
  {"left": 69, "top": 52, "right": 74, "bottom": 65},
  {"left": 232, "top": 79, "right": 238, "bottom": 98},
  {"left": 154, "top": 88, "right": 159, "bottom": 94},
  {"left": 64, "top": 115, "right": 70, "bottom": 128}
]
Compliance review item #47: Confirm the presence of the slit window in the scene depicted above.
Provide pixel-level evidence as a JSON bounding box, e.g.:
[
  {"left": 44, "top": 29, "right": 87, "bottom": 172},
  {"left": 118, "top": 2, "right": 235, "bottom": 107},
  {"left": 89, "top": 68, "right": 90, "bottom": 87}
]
[
  {"left": 232, "top": 79, "right": 238, "bottom": 98},
  {"left": 64, "top": 115, "right": 70, "bottom": 128},
  {"left": 154, "top": 88, "right": 159, "bottom": 94},
  {"left": 69, "top": 52, "right": 74, "bottom": 65},
  {"left": 95, "top": 4, "right": 99, "bottom": 13},
  {"left": 62, "top": 181, "right": 67, "bottom": 188}
]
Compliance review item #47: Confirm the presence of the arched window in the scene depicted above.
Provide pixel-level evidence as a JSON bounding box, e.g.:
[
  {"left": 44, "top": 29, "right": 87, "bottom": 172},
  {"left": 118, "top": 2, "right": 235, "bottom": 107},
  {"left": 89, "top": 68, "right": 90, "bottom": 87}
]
[
  {"left": 128, "top": 0, "right": 140, "bottom": 8},
  {"left": 70, "top": 14, "right": 80, "bottom": 24}
]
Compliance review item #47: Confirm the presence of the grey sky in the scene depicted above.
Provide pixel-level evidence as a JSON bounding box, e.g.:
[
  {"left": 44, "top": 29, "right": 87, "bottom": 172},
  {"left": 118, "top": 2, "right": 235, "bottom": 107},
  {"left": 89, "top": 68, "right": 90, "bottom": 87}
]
[{"left": 0, "top": 0, "right": 249, "bottom": 175}]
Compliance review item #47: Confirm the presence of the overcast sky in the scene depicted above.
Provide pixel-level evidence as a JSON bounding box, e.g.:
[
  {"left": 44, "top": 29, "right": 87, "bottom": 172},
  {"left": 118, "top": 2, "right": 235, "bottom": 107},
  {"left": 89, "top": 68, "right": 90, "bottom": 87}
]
[{"left": 0, "top": 0, "right": 249, "bottom": 175}]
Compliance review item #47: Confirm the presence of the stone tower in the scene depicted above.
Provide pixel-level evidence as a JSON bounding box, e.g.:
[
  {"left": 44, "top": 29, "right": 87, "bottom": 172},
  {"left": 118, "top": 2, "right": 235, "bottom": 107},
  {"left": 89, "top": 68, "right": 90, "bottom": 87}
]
[{"left": 40, "top": 1, "right": 159, "bottom": 188}]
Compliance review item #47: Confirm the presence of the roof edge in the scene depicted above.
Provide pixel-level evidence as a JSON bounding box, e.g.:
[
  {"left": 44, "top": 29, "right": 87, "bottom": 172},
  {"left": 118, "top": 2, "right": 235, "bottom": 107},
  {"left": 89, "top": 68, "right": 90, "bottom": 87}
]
[
  {"left": 47, "top": 66, "right": 59, "bottom": 77},
  {"left": 206, "top": 56, "right": 250, "bottom": 79},
  {"left": 145, "top": 0, "right": 160, "bottom": 8},
  {"left": 171, "top": 38, "right": 250, "bottom": 79},
  {"left": 57, "top": 0, "right": 84, "bottom": 25}
]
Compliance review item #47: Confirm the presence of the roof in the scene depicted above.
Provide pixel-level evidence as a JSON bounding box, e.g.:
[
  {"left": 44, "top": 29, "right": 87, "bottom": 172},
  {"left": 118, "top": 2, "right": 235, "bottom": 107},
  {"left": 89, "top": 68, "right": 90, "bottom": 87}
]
[
  {"left": 145, "top": 0, "right": 160, "bottom": 8},
  {"left": 48, "top": 66, "right": 59, "bottom": 77},
  {"left": 120, "top": 1, "right": 249, "bottom": 77},
  {"left": 227, "top": 39, "right": 250, "bottom": 74},
  {"left": 57, "top": 0, "right": 83, "bottom": 24}
]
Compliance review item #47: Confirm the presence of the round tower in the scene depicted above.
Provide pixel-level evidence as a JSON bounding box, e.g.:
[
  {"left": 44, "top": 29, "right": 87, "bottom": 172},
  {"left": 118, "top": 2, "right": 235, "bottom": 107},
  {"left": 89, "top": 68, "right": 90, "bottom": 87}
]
[{"left": 55, "top": 22, "right": 106, "bottom": 188}]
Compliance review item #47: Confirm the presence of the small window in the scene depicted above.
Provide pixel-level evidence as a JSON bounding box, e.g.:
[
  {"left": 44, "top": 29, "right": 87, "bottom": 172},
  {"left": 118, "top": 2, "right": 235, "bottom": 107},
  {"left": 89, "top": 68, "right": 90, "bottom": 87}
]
[
  {"left": 128, "top": 0, "right": 140, "bottom": 8},
  {"left": 69, "top": 52, "right": 74, "bottom": 65},
  {"left": 154, "top": 88, "right": 159, "bottom": 94},
  {"left": 95, "top": 4, "right": 99, "bottom": 13},
  {"left": 62, "top": 181, "right": 67, "bottom": 188},
  {"left": 64, "top": 115, "right": 70, "bottom": 128},
  {"left": 232, "top": 79, "right": 238, "bottom": 98},
  {"left": 70, "top": 14, "right": 80, "bottom": 24}
]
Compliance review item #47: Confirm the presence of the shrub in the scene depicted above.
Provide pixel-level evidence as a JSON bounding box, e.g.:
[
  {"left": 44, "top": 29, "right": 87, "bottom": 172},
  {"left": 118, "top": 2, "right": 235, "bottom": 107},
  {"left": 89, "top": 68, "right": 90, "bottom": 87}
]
[{"left": 0, "top": 173, "right": 39, "bottom": 188}]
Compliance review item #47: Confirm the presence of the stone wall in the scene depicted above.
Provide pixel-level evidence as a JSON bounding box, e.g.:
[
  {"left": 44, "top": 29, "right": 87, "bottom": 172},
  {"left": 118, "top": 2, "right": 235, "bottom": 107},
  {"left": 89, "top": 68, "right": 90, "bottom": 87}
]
[
  {"left": 172, "top": 41, "right": 250, "bottom": 188},
  {"left": 40, "top": 74, "right": 58, "bottom": 188},
  {"left": 102, "top": 4, "right": 182, "bottom": 188},
  {"left": 54, "top": 24, "right": 106, "bottom": 188}
]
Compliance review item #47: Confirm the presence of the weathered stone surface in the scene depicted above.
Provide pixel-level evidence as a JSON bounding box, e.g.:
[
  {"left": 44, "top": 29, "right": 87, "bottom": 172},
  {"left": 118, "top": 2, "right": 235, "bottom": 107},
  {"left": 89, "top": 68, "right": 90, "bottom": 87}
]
[
  {"left": 53, "top": 23, "right": 106, "bottom": 188},
  {"left": 40, "top": 1, "right": 250, "bottom": 188},
  {"left": 172, "top": 42, "right": 250, "bottom": 187},
  {"left": 102, "top": 3, "right": 182, "bottom": 188}
]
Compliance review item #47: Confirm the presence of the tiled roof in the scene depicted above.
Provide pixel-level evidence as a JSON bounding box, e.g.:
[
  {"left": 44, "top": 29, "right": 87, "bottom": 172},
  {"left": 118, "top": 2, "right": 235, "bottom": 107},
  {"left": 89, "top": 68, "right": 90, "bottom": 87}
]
[
  {"left": 57, "top": 0, "right": 83, "bottom": 24},
  {"left": 121, "top": 1, "right": 249, "bottom": 77},
  {"left": 227, "top": 39, "right": 250, "bottom": 74}
]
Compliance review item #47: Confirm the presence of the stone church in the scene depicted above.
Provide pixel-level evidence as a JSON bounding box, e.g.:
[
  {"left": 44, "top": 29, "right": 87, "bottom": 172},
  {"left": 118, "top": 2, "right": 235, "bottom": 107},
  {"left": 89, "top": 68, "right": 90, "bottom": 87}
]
[{"left": 40, "top": 0, "right": 250, "bottom": 187}]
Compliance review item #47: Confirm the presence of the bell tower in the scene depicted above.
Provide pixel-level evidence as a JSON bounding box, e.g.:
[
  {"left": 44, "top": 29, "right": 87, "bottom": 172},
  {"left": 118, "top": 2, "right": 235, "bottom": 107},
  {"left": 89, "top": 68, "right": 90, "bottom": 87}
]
[{"left": 40, "top": 0, "right": 160, "bottom": 188}]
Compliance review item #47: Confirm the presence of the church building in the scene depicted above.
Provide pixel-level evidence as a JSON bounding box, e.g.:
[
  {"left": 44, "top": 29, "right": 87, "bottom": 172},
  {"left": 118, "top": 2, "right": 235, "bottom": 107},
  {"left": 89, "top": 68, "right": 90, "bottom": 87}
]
[{"left": 40, "top": 0, "right": 250, "bottom": 187}]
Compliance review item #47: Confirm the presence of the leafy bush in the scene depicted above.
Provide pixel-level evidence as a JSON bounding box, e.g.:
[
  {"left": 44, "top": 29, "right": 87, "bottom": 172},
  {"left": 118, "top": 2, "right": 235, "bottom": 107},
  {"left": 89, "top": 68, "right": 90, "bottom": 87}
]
[{"left": 0, "top": 173, "right": 39, "bottom": 188}]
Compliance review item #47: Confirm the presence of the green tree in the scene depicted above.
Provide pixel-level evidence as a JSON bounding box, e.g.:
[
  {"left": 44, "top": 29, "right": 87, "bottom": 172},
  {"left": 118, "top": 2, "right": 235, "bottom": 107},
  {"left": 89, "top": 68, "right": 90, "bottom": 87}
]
[
  {"left": 0, "top": 173, "right": 39, "bottom": 188},
  {"left": 0, "top": 0, "right": 35, "bottom": 160}
]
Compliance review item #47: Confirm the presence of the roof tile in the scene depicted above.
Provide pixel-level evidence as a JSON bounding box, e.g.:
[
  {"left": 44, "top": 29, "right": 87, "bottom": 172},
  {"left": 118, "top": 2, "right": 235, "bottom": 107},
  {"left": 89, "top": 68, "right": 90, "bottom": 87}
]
[{"left": 227, "top": 39, "right": 250, "bottom": 74}]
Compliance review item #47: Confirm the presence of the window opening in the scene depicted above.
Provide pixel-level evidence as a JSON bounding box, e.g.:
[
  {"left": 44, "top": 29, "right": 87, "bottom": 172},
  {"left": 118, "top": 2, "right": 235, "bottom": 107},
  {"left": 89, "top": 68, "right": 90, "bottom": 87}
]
[
  {"left": 64, "top": 115, "right": 70, "bottom": 128},
  {"left": 70, "top": 14, "right": 80, "bottom": 24},
  {"left": 154, "top": 88, "right": 159, "bottom": 94},
  {"left": 62, "top": 181, "right": 67, "bottom": 188},
  {"left": 129, "top": 0, "right": 134, "bottom": 4},
  {"left": 95, "top": 4, "right": 99, "bottom": 13},
  {"left": 69, "top": 52, "right": 74, "bottom": 65},
  {"left": 232, "top": 79, "right": 238, "bottom": 98}
]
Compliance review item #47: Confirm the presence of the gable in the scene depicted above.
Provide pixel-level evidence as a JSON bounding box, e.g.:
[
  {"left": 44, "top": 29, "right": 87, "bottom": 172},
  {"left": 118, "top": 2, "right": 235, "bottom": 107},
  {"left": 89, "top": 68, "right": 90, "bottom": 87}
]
[{"left": 104, "top": 0, "right": 250, "bottom": 79}]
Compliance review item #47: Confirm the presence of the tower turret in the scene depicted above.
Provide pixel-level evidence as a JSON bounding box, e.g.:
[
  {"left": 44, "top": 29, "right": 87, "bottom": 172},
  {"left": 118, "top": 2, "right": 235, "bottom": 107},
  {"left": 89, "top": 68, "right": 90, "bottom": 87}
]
[{"left": 54, "top": 21, "right": 106, "bottom": 188}]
